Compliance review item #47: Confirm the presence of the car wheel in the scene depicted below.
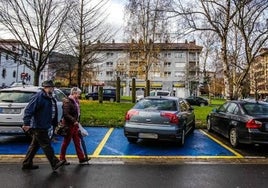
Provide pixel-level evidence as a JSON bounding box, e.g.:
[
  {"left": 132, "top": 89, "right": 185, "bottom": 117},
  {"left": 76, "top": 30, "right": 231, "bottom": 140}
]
[
  {"left": 127, "top": 137, "right": 138, "bottom": 143},
  {"left": 110, "top": 98, "right": 115, "bottom": 102},
  {"left": 88, "top": 97, "right": 93, "bottom": 100},
  {"left": 229, "top": 128, "right": 239, "bottom": 148},
  {"left": 200, "top": 103, "right": 205, "bottom": 107},
  {"left": 207, "top": 118, "right": 213, "bottom": 132}
]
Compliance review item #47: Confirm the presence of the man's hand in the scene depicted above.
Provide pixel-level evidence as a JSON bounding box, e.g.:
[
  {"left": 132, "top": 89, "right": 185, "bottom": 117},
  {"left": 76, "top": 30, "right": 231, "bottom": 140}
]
[{"left": 22, "top": 125, "right": 31, "bottom": 132}]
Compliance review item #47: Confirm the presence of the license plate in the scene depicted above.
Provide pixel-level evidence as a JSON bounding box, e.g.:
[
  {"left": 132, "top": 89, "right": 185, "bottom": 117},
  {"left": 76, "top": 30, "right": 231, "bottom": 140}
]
[
  {"left": 139, "top": 133, "right": 158, "bottom": 139},
  {"left": 1, "top": 108, "right": 21, "bottom": 114}
]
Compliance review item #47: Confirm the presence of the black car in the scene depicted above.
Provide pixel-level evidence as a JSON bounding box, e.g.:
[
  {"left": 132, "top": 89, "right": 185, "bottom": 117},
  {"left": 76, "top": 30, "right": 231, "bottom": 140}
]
[
  {"left": 207, "top": 100, "right": 268, "bottom": 148},
  {"left": 185, "top": 96, "right": 208, "bottom": 106},
  {"left": 124, "top": 96, "right": 195, "bottom": 146},
  {"left": 85, "top": 88, "right": 116, "bottom": 102}
]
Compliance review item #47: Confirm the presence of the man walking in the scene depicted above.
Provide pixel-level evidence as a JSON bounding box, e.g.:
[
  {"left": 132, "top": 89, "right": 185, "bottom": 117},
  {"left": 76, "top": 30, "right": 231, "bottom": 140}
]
[{"left": 22, "top": 80, "right": 65, "bottom": 171}]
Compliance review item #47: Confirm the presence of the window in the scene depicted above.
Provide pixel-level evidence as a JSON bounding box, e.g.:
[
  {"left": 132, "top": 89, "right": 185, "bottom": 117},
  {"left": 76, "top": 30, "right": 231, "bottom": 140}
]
[
  {"left": 5, "top": 54, "right": 8, "bottom": 60},
  {"left": 2, "top": 69, "right": 6, "bottom": 78},
  {"left": 164, "top": 71, "right": 171, "bottom": 77},
  {"left": 174, "top": 71, "right": 184, "bottom": 77},
  {"left": 36, "top": 53, "right": 39, "bottom": 61},
  {"left": 175, "top": 62, "right": 185, "bottom": 68},
  {"left": 226, "top": 103, "right": 238, "bottom": 114},
  {"left": 164, "top": 62, "right": 171, "bottom": 67},
  {"left": 106, "top": 52, "right": 114, "bottom": 57},
  {"left": 13, "top": 71, "right": 16, "bottom": 78},
  {"left": 106, "top": 71, "right": 113, "bottom": 77},
  {"left": 218, "top": 103, "right": 229, "bottom": 113},
  {"left": 175, "top": 52, "right": 185, "bottom": 58},
  {"left": 163, "top": 53, "right": 171, "bottom": 58},
  {"left": 106, "top": 62, "right": 113, "bottom": 67},
  {"left": 12, "top": 46, "right": 16, "bottom": 51}
]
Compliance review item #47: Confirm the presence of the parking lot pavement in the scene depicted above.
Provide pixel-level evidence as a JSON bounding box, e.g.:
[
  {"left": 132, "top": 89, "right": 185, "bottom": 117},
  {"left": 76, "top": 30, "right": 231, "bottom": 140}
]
[{"left": 0, "top": 127, "right": 243, "bottom": 160}]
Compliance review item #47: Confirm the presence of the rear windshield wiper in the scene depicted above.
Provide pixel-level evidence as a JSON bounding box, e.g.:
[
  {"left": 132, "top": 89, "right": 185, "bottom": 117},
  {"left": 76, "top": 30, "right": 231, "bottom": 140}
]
[{"left": 1, "top": 99, "right": 14, "bottom": 102}]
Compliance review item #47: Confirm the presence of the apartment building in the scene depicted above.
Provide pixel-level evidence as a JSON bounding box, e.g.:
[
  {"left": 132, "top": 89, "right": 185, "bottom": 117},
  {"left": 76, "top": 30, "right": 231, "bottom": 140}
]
[
  {"left": 88, "top": 40, "right": 203, "bottom": 97},
  {"left": 0, "top": 39, "right": 49, "bottom": 87},
  {"left": 250, "top": 48, "right": 268, "bottom": 97}
]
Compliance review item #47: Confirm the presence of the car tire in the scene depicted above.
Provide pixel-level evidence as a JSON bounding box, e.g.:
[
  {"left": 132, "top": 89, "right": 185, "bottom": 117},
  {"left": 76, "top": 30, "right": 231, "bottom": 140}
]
[
  {"left": 207, "top": 118, "right": 213, "bottom": 132},
  {"left": 200, "top": 103, "right": 205, "bottom": 107},
  {"left": 127, "top": 137, "right": 138, "bottom": 143},
  {"left": 229, "top": 128, "right": 239, "bottom": 148}
]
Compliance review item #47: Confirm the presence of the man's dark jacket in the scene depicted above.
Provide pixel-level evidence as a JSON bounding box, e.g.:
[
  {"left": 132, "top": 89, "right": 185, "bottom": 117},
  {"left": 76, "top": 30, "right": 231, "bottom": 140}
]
[{"left": 23, "top": 89, "right": 58, "bottom": 129}]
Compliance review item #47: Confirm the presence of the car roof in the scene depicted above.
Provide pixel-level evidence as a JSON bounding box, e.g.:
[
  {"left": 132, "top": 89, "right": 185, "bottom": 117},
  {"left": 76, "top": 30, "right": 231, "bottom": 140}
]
[
  {"left": 0, "top": 86, "right": 61, "bottom": 92},
  {"left": 144, "top": 96, "right": 180, "bottom": 100},
  {"left": 228, "top": 100, "right": 268, "bottom": 105}
]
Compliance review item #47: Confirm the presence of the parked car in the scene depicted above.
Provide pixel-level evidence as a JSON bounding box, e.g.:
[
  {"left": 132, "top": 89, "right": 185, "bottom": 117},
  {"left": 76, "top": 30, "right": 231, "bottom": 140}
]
[
  {"left": 136, "top": 90, "right": 171, "bottom": 102},
  {"left": 85, "top": 88, "right": 116, "bottom": 102},
  {"left": 207, "top": 100, "right": 268, "bottom": 148},
  {"left": 60, "top": 87, "right": 72, "bottom": 96},
  {"left": 0, "top": 86, "right": 66, "bottom": 138},
  {"left": 124, "top": 96, "right": 195, "bottom": 146},
  {"left": 185, "top": 96, "right": 208, "bottom": 106}
]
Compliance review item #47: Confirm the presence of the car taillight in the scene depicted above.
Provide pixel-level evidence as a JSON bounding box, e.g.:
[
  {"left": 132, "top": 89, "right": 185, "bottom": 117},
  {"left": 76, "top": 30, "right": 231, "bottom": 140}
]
[
  {"left": 160, "top": 112, "right": 179, "bottom": 124},
  {"left": 246, "top": 119, "right": 262, "bottom": 129},
  {"left": 125, "top": 109, "right": 139, "bottom": 120}
]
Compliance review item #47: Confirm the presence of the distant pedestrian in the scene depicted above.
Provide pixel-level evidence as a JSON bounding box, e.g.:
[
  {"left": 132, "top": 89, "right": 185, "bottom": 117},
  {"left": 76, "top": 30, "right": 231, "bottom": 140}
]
[
  {"left": 22, "top": 80, "right": 65, "bottom": 171},
  {"left": 60, "top": 87, "right": 90, "bottom": 165}
]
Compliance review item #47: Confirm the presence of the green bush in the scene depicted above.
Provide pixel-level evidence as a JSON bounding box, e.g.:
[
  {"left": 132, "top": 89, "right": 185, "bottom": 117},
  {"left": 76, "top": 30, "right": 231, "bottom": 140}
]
[{"left": 80, "top": 99, "right": 225, "bottom": 128}]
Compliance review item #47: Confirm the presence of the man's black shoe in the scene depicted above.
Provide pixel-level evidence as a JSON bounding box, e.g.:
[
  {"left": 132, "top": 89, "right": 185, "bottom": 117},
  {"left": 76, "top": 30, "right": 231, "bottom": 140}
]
[
  {"left": 79, "top": 158, "right": 91, "bottom": 164},
  {"left": 22, "top": 165, "right": 39, "bottom": 170},
  {"left": 52, "top": 160, "right": 65, "bottom": 171}
]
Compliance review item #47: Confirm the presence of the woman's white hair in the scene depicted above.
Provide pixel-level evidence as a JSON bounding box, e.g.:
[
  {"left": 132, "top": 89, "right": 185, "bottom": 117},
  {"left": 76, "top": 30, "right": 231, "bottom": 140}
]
[{"left": 70, "top": 87, "right": 81, "bottom": 95}]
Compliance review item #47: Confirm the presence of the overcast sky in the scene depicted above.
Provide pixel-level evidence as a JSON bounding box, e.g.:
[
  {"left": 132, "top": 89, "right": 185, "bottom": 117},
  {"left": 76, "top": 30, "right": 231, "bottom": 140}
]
[{"left": 106, "top": 0, "right": 126, "bottom": 42}]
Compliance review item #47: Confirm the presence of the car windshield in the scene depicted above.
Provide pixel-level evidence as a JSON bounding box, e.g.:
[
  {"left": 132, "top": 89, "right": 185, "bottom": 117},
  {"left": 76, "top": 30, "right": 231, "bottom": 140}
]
[
  {"left": 0, "top": 91, "right": 36, "bottom": 103},
  {"left": 134, "top": 99, "right": 177, "bottom": 111},
  {"left": 242, "top": 103, "right": 268, "bottom": 115}
]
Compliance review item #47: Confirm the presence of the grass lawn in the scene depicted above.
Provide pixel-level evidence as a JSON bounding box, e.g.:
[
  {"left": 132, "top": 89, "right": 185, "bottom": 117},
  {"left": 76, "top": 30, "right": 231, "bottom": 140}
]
[{"left": 79, "top": 98, "right": 225, "bottom": 129}]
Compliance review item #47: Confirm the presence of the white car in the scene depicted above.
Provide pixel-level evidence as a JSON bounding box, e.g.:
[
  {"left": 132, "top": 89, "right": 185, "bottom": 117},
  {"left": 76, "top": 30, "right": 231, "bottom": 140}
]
[
  {"left": 136, "top": 90, "right": 171, "bottom": 102},
  {"left": 0, "top": 86, "right": 66, "bottom": 138}
]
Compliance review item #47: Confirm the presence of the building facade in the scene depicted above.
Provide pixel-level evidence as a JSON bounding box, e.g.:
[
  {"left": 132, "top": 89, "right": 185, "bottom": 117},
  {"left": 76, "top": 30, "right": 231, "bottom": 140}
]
[
  {"left": 0, "top": 39, "right": 49, "bottom": 87},
  {"left": 250, "top": 48, "right": 268, "bottom": 98},
  {"left": 88, "top": 40, "right": 203, "bottom": 97}
]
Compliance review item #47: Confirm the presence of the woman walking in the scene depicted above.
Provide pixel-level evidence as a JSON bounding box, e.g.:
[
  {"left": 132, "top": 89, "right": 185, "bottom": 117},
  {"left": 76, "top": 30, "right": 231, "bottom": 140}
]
[{"left": 60, "top": 87, "right": 89, "bottom": 164}]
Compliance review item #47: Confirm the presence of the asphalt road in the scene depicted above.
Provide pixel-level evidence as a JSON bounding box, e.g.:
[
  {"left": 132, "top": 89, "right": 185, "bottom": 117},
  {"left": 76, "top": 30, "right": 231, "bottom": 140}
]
[{"left": 0, "top": 163, "right": 267, "bottom": 188}]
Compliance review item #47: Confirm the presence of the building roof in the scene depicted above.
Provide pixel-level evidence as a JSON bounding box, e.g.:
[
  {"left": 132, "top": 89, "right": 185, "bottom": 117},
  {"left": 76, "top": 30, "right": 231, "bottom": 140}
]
[{"left": 88, "top": 40, "right": 203, "bottom": 52}]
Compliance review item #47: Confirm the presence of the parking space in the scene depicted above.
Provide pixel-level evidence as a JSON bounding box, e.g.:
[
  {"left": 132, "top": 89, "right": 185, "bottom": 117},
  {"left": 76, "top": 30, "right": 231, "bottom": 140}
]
[{"left": 0, "top": 127, "right": 243, "bottom": 159}]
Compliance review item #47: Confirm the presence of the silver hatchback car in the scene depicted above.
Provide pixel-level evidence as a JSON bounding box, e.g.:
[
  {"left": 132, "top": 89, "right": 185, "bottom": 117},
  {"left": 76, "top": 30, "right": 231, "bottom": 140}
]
[{"left": 0, "top": 86, "right": 66, "bottom": 137}]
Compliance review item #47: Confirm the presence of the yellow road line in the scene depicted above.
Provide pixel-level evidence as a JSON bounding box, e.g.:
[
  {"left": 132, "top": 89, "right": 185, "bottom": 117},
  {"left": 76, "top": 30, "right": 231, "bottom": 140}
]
[
  {"left": 199, "top": 129, "right": 243, "bottom": 158},
  {"left": 92, "top": 127, "right": 114, "bottom": 157}
]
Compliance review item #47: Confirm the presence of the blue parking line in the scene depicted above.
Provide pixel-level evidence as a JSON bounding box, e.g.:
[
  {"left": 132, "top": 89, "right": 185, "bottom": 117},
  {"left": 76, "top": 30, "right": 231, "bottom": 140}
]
[
  {"left": 99, "top": 128, "right": 239, "bottom": 157},
  {"left": 0, "top": 127, "right": 242, "bottom": 158}
]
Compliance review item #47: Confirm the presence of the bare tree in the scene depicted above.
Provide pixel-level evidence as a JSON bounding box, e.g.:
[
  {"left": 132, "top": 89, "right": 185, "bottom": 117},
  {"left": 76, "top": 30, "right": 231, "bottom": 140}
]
[
  {"left": 172, "top": 0, "right": 268, "bottom": 99},
  {"left": 231, "top": 0, "right": 268, "bottom": 99},
  {"left": 62, "top": 0, "right": 115, "bottom": 88},
  {"left": 0, "top": 0, "right": 74, "bottom": 86},
  {"left": 125, "top": 0, "right": 173, "bottom": 96}
]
